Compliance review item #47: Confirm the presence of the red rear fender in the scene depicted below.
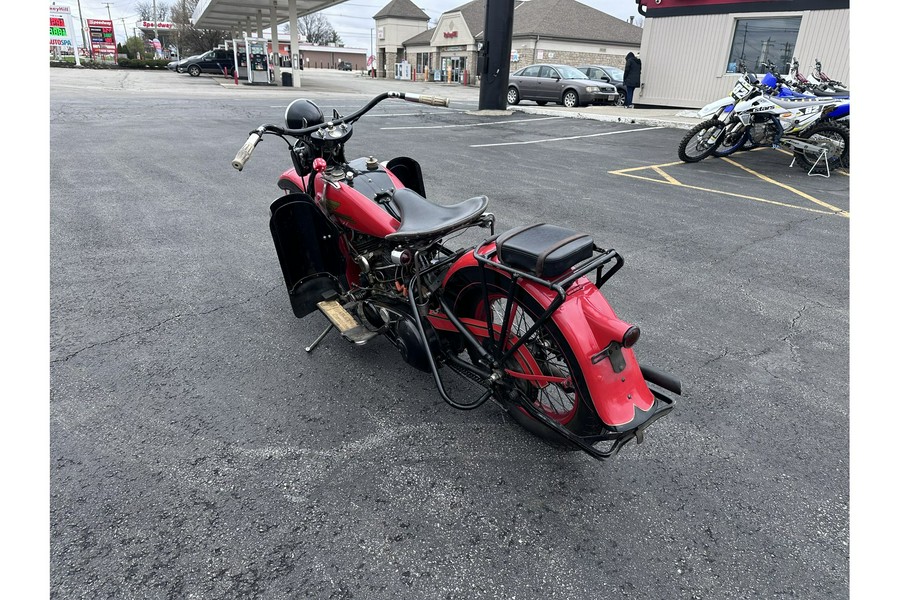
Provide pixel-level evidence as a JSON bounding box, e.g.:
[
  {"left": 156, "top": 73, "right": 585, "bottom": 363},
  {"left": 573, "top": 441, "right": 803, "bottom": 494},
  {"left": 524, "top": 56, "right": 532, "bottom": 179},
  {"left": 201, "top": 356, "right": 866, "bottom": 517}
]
[{"left": 442, "top": 246, "right": 655, "bottom": 428}]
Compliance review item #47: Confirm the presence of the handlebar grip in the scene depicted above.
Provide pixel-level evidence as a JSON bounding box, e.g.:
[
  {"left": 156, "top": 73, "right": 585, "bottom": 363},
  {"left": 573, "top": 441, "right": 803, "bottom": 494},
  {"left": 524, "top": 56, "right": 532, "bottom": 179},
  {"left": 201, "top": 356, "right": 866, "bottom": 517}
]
[
  {"left": 404, "top": 93, "right": 451, "bottom": 108},
  {"left": 232, "top": 132, "right": 261, "bottom": 171}
]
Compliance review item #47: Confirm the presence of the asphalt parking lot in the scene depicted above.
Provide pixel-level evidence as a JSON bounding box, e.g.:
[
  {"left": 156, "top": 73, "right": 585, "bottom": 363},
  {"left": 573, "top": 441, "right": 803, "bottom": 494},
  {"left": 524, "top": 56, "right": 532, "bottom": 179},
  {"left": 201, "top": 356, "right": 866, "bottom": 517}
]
[{"left": 49, "top": 68, "right": 849, "bottom": 599}]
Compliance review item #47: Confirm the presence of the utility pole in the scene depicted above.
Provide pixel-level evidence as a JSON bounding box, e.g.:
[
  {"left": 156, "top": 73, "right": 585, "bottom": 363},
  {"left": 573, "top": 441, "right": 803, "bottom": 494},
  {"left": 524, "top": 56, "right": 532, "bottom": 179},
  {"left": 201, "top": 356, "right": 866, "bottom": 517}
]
[
  {"left": 153, "top": 0, "right": 159, "bottom": 39},
  {"left": 102, "top": 3, "right": 114, "bottom": 51},
  {"left": 76, "top": 0, "right": 92, "bottom": 59}
]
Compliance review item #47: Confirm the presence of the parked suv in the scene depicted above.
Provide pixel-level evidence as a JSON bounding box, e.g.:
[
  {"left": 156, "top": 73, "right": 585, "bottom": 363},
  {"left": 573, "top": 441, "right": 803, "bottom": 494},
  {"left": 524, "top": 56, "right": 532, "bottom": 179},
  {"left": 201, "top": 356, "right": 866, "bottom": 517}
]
[
  {"left": 577, "top": 65, "right": 626, "bottom": 106},
  {"left": 507, "top": 64, "right": 619, "bottom": 108},
  {"left": 338, "top": 61, "right": 353, "bottom": 71},
  {"left": 181, "top": 49, "right": 235, "bottom": 77}
]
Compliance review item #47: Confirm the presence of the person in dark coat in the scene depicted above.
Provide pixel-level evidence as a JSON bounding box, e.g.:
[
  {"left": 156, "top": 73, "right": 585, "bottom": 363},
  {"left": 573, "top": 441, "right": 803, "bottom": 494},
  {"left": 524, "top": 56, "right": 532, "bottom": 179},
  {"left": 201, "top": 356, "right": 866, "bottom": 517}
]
[{"left": 623, "top": 52, "right": 642, "bottom": 108}]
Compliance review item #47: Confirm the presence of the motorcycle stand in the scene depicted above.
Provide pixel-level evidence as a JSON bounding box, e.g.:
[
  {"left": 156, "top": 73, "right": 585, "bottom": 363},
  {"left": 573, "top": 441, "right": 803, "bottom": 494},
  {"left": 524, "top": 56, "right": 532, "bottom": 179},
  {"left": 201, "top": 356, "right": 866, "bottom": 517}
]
[
  {"left": 305, "top": 322, "right": 334, "bottom": 353},
  {"left": 787, "top": 141, "right": 831, "bottom": 178}
]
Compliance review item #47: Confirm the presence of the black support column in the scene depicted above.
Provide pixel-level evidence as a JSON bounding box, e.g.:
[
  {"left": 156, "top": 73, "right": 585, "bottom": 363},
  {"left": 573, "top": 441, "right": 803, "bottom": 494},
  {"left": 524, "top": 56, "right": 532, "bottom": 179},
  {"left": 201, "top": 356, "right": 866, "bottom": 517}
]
[{"left": 477, "top": 0, "right": 516, "bottom": 110}]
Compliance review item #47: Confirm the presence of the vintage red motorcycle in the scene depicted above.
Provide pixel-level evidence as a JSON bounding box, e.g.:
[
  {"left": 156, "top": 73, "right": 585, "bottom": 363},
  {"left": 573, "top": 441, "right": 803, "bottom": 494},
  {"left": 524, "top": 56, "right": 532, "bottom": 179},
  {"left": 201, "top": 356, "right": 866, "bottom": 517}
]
[{"left": 232, "top": 91, "right": 680, "bottom": 461}]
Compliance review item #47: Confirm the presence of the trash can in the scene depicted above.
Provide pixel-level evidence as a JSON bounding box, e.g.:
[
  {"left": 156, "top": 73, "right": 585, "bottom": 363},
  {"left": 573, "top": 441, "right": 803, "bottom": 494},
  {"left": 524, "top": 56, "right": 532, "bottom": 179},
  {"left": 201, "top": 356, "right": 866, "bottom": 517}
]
[{"left": 282, "top": 71, "right": 293, "bottom": 87}]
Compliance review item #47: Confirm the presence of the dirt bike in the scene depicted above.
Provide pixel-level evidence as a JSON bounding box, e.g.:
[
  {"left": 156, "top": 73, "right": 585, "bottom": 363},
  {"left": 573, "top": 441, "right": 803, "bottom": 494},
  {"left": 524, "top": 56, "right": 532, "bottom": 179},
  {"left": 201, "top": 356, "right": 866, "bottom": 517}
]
[
  {"left": 232, "top": 91, "right": 680, "bottom": 462},
  {"left": 786, "top": 57, "right": 848, "bottom": 97},
  {"left": 678, "top": 69, "right": 849, "bottom": 172},
  {"left": 809, "top": 58, "right": 850, "bottom": 94}
]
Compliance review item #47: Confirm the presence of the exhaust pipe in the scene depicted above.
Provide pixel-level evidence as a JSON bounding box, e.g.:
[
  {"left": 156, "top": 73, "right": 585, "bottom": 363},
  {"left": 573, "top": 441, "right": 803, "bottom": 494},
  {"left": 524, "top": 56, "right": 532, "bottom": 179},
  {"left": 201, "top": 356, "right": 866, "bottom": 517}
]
[{"left": 641, "top": 365, "right": 682, "bottom": 396}]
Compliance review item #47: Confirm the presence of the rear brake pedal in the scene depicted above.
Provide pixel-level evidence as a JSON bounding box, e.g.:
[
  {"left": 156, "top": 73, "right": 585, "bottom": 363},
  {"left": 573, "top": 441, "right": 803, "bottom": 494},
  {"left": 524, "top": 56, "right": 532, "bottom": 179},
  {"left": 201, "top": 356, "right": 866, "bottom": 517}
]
[{"left": 316, "top": 300, "right": 379, "bottom": 345}]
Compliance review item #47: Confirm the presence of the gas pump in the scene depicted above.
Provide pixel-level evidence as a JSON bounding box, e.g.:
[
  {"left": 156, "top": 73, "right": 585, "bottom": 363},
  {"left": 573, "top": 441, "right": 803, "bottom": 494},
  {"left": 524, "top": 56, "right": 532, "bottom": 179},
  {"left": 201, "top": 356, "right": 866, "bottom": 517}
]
[
  {"left": 245, "top": 37, "right": 271, "bottom": 84},
  {"left": 231, "top": 39, "right": 248, "bottom": 81}
]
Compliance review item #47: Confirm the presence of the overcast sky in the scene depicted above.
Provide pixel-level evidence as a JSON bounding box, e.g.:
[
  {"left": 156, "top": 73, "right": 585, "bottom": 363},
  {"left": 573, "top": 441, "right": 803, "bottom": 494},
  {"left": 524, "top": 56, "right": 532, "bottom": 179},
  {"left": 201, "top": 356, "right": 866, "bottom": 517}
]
[{"left": 62, "top": 0, "right": 643, "bottom": 50}]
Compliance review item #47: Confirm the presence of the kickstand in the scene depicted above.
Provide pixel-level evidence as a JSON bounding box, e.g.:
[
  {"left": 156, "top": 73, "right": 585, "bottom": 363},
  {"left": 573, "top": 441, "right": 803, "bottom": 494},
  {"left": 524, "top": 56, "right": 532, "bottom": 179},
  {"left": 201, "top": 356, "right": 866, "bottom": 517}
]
[
  {"left": 791, "top": 148, "right": 830, "bottom": 178},
  {"left": 305, "top": 323, "right": 334, "bottom": 353}
]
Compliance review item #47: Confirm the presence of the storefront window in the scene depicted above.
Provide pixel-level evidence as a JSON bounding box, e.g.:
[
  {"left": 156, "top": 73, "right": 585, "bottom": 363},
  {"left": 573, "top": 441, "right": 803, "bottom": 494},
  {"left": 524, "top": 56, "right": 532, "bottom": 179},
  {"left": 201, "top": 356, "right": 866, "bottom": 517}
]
[
  {"left": 415, "top": 52, "right": 432, "bottom": 72},
  {"left": 726, "top": 17, "right": 801, "bottom": 74}
]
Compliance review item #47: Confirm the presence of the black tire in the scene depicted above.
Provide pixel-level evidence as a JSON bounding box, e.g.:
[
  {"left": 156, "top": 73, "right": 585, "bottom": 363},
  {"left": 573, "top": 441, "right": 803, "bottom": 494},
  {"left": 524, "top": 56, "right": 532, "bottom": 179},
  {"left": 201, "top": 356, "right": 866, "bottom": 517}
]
[
  {"left": 793, "top": 122, "right": 849, "bottom": 172},
  {"left": 443, "top": 268, "right": 596, "bottom": 444},
  {"left": 507, "top": 87, "right": 519, "bottom": 105},
  {"left": 712, "top": 123, "right": 750, "bottom": 158},
  {"left": 678, "top": 119, "right": 727, "bottom": 162},
  {"left": 562, "top": 89, "right": 580, "bottom": 108},
  {"left": 188, "top": 64, "right": 201, "bottom": 77},
  {"left": 615, "top": 90, "right": 625, "bottom": 106}
]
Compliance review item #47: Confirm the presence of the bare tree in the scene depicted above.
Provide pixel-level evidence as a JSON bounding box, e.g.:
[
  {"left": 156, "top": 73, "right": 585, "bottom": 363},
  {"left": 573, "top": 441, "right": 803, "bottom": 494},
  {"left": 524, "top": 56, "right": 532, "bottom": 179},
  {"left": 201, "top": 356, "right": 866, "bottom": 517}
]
[
  {"left": 297, "top": 12, "right": 341, "bottom": 46},
  {"left": 170, "top": 0, "right": 227, "bottom": 55},
  {"left": 135, "top": 1, "right": 171, "bottom": 23}
]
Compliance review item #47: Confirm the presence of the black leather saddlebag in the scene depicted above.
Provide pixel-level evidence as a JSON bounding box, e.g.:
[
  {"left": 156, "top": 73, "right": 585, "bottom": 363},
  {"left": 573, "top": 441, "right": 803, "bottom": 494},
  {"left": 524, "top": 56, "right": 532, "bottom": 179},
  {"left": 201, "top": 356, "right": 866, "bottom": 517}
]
[{"left": 496, "top": 223, "right": 594, "bottom": 279}]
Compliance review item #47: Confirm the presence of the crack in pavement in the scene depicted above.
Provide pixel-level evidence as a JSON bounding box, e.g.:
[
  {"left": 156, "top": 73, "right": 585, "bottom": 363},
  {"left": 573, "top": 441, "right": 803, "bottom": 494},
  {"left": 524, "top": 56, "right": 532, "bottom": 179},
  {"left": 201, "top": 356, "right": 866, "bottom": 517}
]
[
  {"left": 50, "top": 283, "right": 282, "bottom": 365},
  {"left": 712, "top": 213, "right": 829, "bottom": 266}
]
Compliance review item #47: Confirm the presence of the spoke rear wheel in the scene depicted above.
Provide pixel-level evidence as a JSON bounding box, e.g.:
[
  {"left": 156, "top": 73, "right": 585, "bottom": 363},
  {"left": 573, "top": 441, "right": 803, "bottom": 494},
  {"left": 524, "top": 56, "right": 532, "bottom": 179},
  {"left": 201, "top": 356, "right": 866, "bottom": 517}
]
[
  {"left": 445, "top": 271, "right": 596, "bottom": 444},
  {"left": 794, "top": 122, "right": 849, "bottom": 171},
  {"left": 475, "top": 295, "right": 580, "bottom": 426}
]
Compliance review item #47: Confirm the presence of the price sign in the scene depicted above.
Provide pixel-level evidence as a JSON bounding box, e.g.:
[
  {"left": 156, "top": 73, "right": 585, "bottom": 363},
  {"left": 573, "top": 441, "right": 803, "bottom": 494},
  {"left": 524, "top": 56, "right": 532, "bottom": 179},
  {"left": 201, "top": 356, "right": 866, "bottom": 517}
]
[
  {"left": 49, "top": 5, "right": 76, "bottom": 50},
  {"left": 87, "top": 19, "right": 117, "bottom": 60}
]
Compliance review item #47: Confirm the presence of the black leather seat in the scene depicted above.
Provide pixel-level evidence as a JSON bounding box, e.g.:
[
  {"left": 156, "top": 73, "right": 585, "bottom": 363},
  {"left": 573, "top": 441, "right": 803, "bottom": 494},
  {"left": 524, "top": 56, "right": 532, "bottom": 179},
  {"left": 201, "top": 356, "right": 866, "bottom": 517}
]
[{"left": 385, "top": 188, "right": 489, "bottom": 242}]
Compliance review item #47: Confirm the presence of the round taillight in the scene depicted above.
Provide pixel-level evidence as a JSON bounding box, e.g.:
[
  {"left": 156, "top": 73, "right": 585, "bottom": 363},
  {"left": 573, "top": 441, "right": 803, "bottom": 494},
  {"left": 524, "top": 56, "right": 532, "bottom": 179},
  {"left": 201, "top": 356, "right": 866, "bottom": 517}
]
[{"left": 622, "top": 326, "right": 641, "bottom": 348}]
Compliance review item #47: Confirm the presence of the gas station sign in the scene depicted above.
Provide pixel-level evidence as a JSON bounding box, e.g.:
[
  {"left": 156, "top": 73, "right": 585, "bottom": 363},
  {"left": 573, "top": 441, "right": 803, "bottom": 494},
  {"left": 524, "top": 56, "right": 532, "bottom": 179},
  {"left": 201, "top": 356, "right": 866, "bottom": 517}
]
[
  {"left": 138, "top": 21, "right": 175, "bottom": 30},
  {"left": 136, "top": 21, "right": 175, "bottom": 33},
  {"left": 49, "top": 5, "right": 78, "bottom": 52},
  {"left": 87, "top": 19, "right": 116, "bottom": 61}
]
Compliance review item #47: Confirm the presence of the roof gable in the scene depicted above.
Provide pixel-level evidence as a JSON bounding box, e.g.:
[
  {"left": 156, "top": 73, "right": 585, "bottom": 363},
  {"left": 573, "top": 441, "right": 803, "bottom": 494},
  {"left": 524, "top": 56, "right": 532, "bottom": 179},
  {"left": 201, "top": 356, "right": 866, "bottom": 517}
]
[
  {"left": 374, "top": 0, "right": 430, "bottom": 21},
  {"left": 511, "top": 0, "right": 642, "bottom": 44},
  {"left": 434, "top": 0, "right": 642, "bottom": 44}
]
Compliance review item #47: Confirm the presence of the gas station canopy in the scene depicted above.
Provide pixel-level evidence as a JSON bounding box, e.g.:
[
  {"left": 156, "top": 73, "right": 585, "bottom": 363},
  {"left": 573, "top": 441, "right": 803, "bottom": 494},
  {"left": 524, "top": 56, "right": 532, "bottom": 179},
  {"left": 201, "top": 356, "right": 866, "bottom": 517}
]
[{"left": 191, "top": 0, "right": 349, "bottom": 31}]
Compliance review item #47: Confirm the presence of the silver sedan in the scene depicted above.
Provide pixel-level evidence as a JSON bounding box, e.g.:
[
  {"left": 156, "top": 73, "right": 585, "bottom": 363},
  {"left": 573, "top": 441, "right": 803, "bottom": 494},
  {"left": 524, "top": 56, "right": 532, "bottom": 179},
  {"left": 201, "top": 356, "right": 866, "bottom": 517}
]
[{"left": 507, "top": 63, "right": 619, "bottom": 108}]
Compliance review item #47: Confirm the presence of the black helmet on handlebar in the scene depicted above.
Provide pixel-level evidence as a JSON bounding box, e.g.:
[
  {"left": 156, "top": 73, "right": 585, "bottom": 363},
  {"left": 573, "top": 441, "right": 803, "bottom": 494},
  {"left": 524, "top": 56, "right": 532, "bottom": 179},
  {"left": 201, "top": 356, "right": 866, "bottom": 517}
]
[{"left": 285, "top": 99, "right": 324, "bottom": 130}]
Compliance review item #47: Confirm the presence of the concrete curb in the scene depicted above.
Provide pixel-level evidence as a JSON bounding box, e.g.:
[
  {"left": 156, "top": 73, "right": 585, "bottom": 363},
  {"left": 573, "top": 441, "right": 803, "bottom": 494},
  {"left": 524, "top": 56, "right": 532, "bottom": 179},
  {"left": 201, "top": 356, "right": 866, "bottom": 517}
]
[{"left": 507, "top": 105, "right": 701, "bottom": 130}]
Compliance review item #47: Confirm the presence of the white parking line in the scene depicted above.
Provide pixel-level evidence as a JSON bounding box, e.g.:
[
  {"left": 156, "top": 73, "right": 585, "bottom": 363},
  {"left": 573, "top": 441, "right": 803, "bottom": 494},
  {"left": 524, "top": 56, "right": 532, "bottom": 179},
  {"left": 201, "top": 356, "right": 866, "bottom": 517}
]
[
  {"left": 269, "top": 106, "right": 469, "bottom": 117},
  {"left": 381, "top": 116, "right": 565, "bottom": 130},
  {"left": 368, "top": 110, "right": 469, "bottom": 117},
  {"left": 469, "top": 126, "right": 665, "bottom": 147}
]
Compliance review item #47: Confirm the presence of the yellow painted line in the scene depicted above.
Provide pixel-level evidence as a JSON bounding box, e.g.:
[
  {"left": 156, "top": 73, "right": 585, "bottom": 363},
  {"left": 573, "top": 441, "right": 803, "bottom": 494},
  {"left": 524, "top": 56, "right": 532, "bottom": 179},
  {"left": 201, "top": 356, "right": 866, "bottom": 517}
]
[
  {"left": 651, "top": 166, "right": 681, "bottom": 185},
  {"left": 720, "top": 157, "right": 849, "bottom": 217},
  {"left": 609, "top": 167, "right": 837, "bottom": 215},
  {"left": 770, "top": 146, "right": 849, "bottom": 175},
  {"left": 610, "top": 161, "right": 684, "bottom": 174}
]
